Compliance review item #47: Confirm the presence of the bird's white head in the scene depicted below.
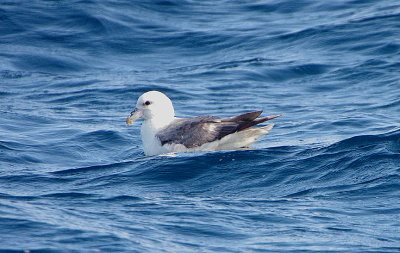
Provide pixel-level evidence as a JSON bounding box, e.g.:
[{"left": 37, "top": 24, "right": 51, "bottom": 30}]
[{"left": 126, "top": 91, "right": 175, "bottom": 128}]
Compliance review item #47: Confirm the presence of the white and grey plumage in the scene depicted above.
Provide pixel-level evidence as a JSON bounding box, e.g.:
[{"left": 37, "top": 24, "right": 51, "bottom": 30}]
[{"left": 126, "top": 91, "right": 282, "bottom": 156}]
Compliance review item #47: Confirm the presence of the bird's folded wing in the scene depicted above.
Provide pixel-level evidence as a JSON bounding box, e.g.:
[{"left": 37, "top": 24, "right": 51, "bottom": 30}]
[{"left": 156, "top": 111, "right": 281, "bottom": 148}]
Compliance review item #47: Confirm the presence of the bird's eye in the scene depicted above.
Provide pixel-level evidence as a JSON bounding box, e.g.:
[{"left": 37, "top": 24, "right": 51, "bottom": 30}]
[{"left": 144, "top": 101, "right": 151, "bottom": 106}]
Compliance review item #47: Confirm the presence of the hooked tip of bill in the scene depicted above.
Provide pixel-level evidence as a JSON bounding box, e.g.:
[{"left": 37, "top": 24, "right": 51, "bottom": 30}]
[{"left": 126, "top": 117, "right": 134, "bottom": 125}]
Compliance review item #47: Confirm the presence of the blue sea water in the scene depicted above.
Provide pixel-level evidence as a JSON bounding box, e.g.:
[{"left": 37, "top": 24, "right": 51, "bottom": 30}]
[{"left": 1, "top": 0, "right": 400, "bottom": 252}]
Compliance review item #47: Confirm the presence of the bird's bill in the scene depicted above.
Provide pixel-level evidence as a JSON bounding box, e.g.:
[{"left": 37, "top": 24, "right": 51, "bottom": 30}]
[{"left": 126, "top": 108, "right": 143, "bottom": 125}]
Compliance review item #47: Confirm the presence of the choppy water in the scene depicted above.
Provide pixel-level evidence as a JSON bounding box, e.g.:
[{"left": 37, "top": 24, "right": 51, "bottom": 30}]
[{"left": 1, "top": 0, "right": 400, "bottom": 252}]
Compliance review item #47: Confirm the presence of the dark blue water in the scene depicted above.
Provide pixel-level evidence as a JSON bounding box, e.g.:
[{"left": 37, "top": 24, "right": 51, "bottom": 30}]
[{"left": 1, "top": 0, "right": 400, "bottom": 252}]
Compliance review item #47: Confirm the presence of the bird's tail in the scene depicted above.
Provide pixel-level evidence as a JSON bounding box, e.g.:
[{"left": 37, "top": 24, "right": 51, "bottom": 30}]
[
  {"left": 239, "top": 123, "right": 275, "bottom": 147},
  {"left": 215, "top": 123, "right": 275, "bottom": 150}
]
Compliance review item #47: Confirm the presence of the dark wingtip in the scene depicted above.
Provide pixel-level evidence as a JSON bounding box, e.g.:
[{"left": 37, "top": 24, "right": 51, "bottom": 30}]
[
  {"left": 222, "top": 110, "right": 263, "bottom": 122},
  {"left": 254, "top": 114, "right": 283, "bottom": 124}
]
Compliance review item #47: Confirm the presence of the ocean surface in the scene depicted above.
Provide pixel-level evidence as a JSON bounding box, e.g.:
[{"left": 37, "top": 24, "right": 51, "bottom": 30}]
[{"left": 1, "top": 0, "right": 400, "bottom": 252}]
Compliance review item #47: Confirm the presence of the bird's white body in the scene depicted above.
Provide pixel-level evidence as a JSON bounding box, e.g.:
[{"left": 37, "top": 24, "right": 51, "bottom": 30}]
[
  {"left": 140, "top": 117, "right": 274, "bottom": 156},
  {"left": 140, "top": 119, "right": 169, "bottom": 156},
  {"left": 126, "top": 91, "right": 280, "bottom": 156}
]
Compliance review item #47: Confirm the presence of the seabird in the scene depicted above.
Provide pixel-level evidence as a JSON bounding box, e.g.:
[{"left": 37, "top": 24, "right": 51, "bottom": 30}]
[{"left": 126, "top": 91, "right": 282, "bottom": 156}]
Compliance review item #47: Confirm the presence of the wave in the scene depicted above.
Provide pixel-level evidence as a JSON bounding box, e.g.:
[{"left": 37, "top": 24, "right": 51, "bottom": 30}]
[{"left": 43, "top": 130, "right": 399, "bottom": 201}]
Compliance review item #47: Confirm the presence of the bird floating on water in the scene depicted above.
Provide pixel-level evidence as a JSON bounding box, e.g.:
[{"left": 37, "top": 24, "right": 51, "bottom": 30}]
[{"left": 126, "top": 91, "right": 282, "bottom": 156}]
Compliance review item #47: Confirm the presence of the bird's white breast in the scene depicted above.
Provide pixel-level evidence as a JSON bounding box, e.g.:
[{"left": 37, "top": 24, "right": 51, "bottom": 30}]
[{"left": 140, "top": 120, "right": 168, "bottom": 156}]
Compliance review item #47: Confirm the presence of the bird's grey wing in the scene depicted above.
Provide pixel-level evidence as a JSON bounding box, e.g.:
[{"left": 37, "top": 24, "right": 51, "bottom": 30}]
[
  {"left": 156, "top": 116, "right": 239, "bottom": 148},
  {"left": 221, "top": 110, "right": 262, "bottom": 123},
  {"left": 157, "top": 111, "right": 282, "bottom": 149},
  {"left": 222, "top": 111, "right": 283, "bottom": 131}
]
